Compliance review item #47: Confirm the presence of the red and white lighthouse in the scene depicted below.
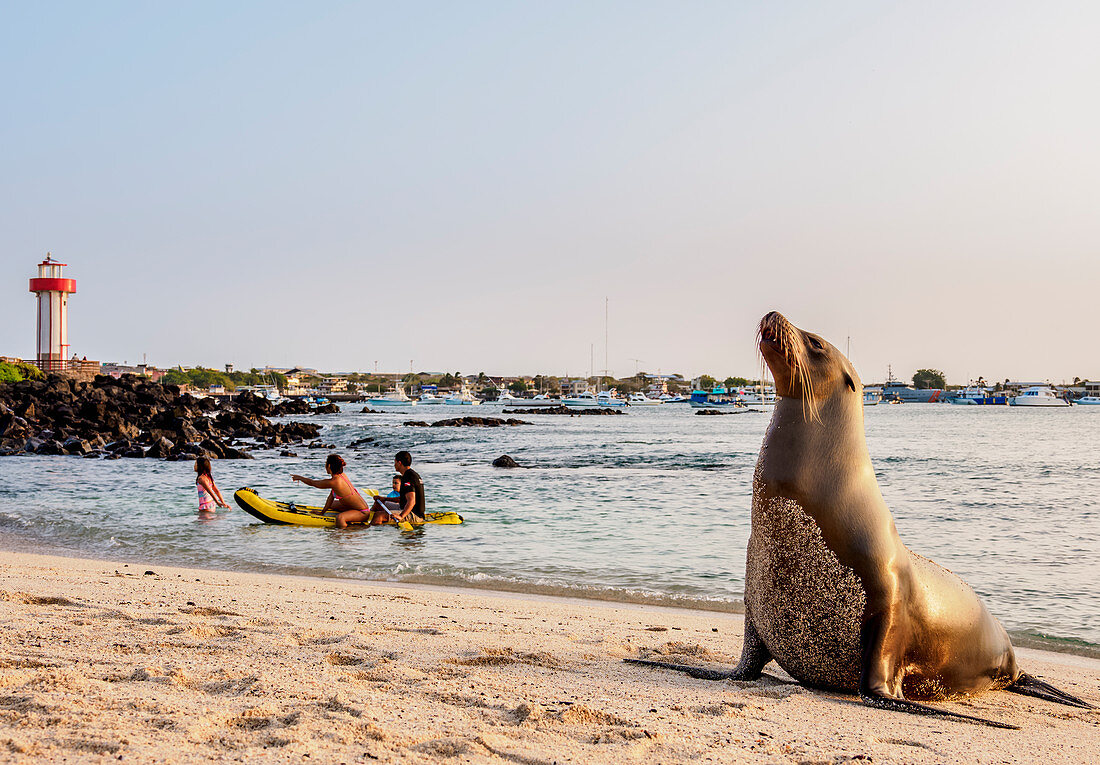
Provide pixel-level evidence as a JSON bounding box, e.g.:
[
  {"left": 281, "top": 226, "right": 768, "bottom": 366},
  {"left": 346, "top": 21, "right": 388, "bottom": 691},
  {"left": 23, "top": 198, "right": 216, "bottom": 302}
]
[{"left": 28, "top": 254, "right": 77, "bottom": 372}]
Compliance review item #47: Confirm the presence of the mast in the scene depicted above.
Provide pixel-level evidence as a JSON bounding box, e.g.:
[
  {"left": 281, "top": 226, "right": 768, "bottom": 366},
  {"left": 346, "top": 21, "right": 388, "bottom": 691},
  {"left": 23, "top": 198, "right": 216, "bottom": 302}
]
[{"left": 604, "top": 296, "right": 609, "bottom": 387}]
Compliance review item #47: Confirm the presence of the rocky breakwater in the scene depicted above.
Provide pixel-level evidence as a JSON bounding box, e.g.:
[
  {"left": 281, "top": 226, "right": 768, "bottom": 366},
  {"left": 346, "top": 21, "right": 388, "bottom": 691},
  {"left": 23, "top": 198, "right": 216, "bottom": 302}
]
[
  {"left": 403, "top": 417, "right": 529, "bottom": 428},
  {"left": 502, "top": 406, "right": 624, "bottom": 416},
  {"left": 0, "top": 375, "right": 322, "bottom": 460}
]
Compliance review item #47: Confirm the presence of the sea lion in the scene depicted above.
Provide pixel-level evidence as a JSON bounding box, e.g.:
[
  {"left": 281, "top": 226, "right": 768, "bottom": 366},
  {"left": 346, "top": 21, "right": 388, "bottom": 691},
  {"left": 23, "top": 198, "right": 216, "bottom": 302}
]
[{"left": 628, "top": 311, "right": 1093, "bottom": 728}]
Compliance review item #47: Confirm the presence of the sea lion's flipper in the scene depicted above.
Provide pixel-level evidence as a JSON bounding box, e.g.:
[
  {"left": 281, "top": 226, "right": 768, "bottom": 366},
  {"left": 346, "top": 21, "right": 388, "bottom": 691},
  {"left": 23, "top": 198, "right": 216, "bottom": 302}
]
[
  {"left": 624, "top": 618, "right": 773, "bottom": 681},
  {"left": 859, "top": 692, "right": 1020, "bottom": 730},
  {"left": 1007, "top": 672, "right": 1095, "bottom": 709},
  {"left": 857, "top": 609, "right": 1018, "bottom": 728},
  {"left": 732, "top": 615, "right": 772, "bottom": 679}
]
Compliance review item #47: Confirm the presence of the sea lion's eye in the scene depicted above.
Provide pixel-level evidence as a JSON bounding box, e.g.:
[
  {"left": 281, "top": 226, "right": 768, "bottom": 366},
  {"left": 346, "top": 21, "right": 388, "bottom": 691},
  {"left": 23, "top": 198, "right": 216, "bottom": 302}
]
[{"left": 808, "top": 338, "right": 824, "bottom": 351}]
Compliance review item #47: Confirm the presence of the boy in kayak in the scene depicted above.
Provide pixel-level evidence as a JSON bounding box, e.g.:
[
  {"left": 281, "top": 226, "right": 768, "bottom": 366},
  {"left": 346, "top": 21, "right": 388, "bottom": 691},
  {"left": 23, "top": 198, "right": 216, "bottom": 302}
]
[
  {"left": 384, "top": 475, "right": 401, "bottom": 498},
  {"left": 292, "top": 454, "right": 371, "bottom": 528},
  {"left": 368, "top": 451, "right": 425, "bottom": 525}
]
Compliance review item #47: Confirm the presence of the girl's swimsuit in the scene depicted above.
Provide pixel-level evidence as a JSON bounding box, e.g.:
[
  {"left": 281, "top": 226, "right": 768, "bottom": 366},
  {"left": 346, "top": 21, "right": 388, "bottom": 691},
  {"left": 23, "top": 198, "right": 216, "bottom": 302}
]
[
  {"left": 197, "top": 478, "right": 216, "bottom": 511},
  {"left": 332, "top": 475, "right": 365, "bottom": 505}
]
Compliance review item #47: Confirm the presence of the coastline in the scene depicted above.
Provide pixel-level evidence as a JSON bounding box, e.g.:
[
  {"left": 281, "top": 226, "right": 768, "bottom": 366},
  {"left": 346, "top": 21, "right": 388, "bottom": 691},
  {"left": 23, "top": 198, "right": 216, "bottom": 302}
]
[
  {"left": 3, "top": 529, "right": 1096, "bottom": 662},
  {"left": 1, "top": 549, "right": 1097, "bottom": 763}
]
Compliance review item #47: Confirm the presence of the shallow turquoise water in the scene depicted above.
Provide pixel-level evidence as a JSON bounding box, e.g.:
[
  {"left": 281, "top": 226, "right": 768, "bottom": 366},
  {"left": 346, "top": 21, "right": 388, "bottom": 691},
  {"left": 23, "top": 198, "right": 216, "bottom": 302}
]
[{"left": 1, "top": 404, "right": 1097, "bottom": 652}]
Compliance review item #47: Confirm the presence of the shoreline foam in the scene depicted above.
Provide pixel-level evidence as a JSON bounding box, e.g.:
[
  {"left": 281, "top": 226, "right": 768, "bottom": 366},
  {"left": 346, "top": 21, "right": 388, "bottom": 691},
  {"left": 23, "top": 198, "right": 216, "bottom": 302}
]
[{"left": 0, "top": 549, "right": 1097, "bottom": 763}]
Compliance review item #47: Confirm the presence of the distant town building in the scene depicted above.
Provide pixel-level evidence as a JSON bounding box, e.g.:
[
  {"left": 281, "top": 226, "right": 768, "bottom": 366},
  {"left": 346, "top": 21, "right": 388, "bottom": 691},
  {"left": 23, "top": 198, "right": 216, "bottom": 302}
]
[
  {"left": 646, "top": 380, "right": 668, "bottom": 396},
  {"left": 101, "top": 362, "right": 166, "bottom": 382},
  {"left": 283, "top": 375, "right": 307, "bottom": 396},
  {"left": 318, "top": 377, "right": 348, "bottom": 394},
  {"left": 560, "top": 378, "right": 589, "bottom": 397}
]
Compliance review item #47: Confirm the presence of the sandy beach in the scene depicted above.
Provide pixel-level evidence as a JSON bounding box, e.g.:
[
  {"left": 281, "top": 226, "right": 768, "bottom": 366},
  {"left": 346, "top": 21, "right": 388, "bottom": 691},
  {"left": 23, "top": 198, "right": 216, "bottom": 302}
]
[{"left": 0, "top": 549, "right": 1096, "bottom": 764}]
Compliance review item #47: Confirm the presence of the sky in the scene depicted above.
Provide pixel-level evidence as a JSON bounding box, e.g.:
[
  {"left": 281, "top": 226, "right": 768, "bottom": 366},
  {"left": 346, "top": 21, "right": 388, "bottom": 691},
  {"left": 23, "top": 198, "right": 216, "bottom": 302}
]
[{"left": 2, "top": 2, "right": 1098, "bottom": 385}]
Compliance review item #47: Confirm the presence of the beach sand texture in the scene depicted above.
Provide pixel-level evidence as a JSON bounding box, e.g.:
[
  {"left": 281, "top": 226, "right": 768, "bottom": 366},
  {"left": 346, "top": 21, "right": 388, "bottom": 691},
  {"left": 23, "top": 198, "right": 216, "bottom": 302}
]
[{"left": 0, "top": 551, "right": 1096, "bottom": 763}]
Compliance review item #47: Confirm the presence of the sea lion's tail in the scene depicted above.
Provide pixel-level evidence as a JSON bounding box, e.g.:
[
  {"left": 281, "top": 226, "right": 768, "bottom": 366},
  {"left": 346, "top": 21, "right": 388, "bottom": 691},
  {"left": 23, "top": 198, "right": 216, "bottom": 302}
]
[{"left": 1007, "top": 672, "right": 1095, "bottom": 709}]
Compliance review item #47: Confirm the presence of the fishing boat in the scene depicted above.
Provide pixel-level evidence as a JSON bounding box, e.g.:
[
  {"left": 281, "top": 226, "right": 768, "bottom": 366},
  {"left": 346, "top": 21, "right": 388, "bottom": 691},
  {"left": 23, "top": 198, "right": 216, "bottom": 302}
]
[
  {"left": 689, "top": 387, "right": 743, "bottom": 409},
  {"left": 562, "top": 390, "right": 600, "bottom": 408},
  {"left": 417, "top": 385, "right": 445, "bottom": 405},
  {"left": 863, "top": 388, "right": 882, "bottom": 406},
  {"left": 737, "top": 386, "right": 777, "bottom": 410},
  {"left": 597, "top": 391, "right": 627, "bottom": 407},
  {"left": 627, "top": 392, "right": 662, "bottom": 406},
  {"left": 947, "top": 386, "right": 1008, "bottom": 405},
  {"left": 239, "top": 384, "right": 284, "bottom": 404},
  {"left": 370, "top": 384, "right": 417, "bottom": 407},
  {"left": 445, "top": 385, "right": 481, "bottom": 406}
]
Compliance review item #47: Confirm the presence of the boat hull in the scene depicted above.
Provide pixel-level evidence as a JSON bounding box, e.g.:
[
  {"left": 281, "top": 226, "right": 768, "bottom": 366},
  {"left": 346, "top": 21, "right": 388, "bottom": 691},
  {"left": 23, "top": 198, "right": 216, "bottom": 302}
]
[{"left": 233, "top": 488, "right": 463, "bottom": 527}]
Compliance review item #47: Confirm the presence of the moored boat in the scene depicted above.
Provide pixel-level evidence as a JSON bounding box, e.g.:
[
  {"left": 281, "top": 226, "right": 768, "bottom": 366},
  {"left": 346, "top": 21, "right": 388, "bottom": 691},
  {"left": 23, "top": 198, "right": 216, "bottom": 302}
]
[
  {"left": 370, "top": 385, "right": 417, "bottom": 406},
  {"left": 1010, "top": 386, "right": 1070, "bottom": 407},
  {"left": 689, "top": 387, "right": 743, "bottom": 409},
  {"left": 505, "top": 393, "right": 562, "bottom": 408},
  {"left": 445, "top": 386, "right": 481, "bottom": 406}
]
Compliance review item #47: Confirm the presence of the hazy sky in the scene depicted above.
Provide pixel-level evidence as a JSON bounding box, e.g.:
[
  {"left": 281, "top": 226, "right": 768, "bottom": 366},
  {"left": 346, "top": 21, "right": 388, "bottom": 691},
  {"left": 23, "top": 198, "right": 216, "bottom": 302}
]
[{"left": 2, "top": 2, "right": 1098, "bottom": 384}]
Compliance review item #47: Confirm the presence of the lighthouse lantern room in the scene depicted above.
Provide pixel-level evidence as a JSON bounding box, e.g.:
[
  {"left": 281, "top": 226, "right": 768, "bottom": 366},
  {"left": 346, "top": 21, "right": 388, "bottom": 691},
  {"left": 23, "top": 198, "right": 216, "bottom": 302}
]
[{"left": 28, "top": 254, "right": 77, "bottom": 372}]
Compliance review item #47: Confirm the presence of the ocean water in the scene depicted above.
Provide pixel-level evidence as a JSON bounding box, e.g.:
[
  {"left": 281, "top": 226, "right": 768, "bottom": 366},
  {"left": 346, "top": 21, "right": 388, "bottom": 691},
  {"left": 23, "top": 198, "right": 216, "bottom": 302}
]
[{"left": 1, "top": 403, "right": 1098, "bottom": 654}]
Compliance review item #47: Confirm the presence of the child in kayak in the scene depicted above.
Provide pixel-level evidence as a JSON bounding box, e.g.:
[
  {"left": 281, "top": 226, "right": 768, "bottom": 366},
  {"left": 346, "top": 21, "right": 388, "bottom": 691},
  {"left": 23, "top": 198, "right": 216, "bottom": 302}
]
[
  {"left": 195, "top": 457, "right": 229, "bottom": 512},
  {"left": 385, "top": 475, "right": 401, "bottom": 498},
  {"left": 292, "top": 454, "right": 371, "bottom": 528}
]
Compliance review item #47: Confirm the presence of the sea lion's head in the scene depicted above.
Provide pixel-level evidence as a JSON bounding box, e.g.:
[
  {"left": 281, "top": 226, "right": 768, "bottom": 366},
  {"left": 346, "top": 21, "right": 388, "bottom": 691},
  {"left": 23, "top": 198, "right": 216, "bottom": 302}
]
[{"left": 758, "top": 312, "right": 860, "bottom": 420}]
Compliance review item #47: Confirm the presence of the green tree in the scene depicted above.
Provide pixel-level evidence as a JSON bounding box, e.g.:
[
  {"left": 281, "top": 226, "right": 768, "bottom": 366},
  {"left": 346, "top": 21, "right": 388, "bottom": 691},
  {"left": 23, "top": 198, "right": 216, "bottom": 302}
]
[
  {"left": 724, "top": 376, "right": 752, "bottom": 389},
  {"left": 16, "top": 362, "right": 43, "bottom": 380},
  {"left": 508, "top": 379, "right": 528, "bottom": 393},
  {"left": 912, "top": 369, "right": 946, "bottom": 389},
  {"left": 698, "top": 375, "right": 717, "bottom": 390},
  {"left": 0, "top": 362, "right": 24, "bottom": 383}
]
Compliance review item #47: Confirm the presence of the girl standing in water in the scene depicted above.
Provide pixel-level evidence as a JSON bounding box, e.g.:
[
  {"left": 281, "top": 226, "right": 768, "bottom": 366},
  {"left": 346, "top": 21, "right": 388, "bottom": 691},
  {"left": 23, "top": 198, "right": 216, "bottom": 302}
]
[{"left": 195, "top": 457, "right": 229, "bottom": 512}]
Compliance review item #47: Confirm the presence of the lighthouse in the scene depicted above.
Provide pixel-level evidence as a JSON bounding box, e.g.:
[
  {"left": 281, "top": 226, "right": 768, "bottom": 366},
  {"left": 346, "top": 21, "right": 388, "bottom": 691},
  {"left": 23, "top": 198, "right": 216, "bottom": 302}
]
[{"left": 28, "top": 254, "right": 77, "bottom": 372}]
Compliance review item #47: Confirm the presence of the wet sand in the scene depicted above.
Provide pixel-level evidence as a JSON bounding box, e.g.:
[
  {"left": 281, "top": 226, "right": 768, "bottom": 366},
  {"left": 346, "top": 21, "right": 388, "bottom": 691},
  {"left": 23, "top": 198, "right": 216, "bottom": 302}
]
[{"left": 0, "top": 550, "right": 1096, "bottom": 763}]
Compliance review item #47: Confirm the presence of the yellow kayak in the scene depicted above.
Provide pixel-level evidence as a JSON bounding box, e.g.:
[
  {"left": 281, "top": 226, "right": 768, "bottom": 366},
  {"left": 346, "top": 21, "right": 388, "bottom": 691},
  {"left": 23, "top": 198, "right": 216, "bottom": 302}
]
[{"left": 233, "top": 488, "right": 464, "bottom": 528}]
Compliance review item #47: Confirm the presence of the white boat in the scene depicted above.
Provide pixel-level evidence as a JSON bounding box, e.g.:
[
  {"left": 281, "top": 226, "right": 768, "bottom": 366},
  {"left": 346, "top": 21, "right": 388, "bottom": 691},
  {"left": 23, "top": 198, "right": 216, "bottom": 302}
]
[
  {"left": 563, "top": 390, "right": 600, "bottom": 408},
  {"left": 737, "top": 387, "right": 777, "bottom": 409},
  {"left": 418, "top": 393, "right": 445, "bottom": 405},
  {"left": 445, "top": 386, "right": 481, "bottom": 406},
  {"left": 370, "top": 385, "right": 417, "bottom": 407},
  {"left": 564, "top": 390, "right": 626, "bottom": 408},
  {"left": 1010, "top": 386, "right": 1069, "bottom": 407},
  {"left": 494, "top": 391, "right": 521, "bottom": 405},
  {"left": 660, "top": 394, "right": 689, "bottom": 404},
  {"left": 239, "top": 384, "right": 284, "bottom": 404},
  {"left": 505, "top": 393, "right": 562, "bottom": 408},
  {"left": 627, "top": 392, "right": 662, "bottom": 406},
  {"left": 597, "top": 391, "right": 627, "bottom": 407},
  {"left": 1075, "top": 396, "right": 1100, "bottom": 405}
]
